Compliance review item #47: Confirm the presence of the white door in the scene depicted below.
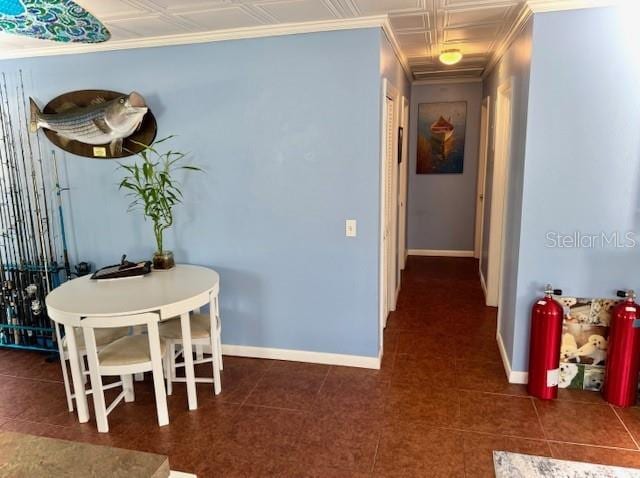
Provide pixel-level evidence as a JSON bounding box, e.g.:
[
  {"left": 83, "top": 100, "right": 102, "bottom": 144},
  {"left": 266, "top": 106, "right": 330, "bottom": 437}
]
[
  {"left": 475, "top": 96, "right": 490, "bottom": 262},
  {"left": 486, "top": 80, "right": 513, "bottom": 308},
  {"left": 384, "top": 93, "right": 396, "bottom": 315},
  {"left": 380, "top": 79, "right": 398, "bottom": 335}
]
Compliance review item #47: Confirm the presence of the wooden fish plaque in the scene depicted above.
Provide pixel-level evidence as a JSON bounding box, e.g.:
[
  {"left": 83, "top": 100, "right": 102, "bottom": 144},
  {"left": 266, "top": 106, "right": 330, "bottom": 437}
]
[{"left": 38, "top": 89, "right": 157, "bottom": 159}]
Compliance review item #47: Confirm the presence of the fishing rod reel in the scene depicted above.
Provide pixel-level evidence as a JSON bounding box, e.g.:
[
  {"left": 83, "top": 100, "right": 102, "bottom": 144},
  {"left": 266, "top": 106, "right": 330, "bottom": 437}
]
[
  {"left": 30, "top": 299, "right": 42, "bottom": 316},
  {"left": 25, "top": 283, "right": 37, "bottom": 298},
  {"left": 75, "top": 262, "right": 91, "bottom": 277}
]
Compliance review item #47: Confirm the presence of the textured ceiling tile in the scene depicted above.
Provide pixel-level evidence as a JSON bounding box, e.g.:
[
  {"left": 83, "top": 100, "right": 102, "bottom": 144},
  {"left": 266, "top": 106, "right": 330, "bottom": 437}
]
[
  {"left": 445, "top": 5, "right": 510, "bottom": 27},
  {"left": 177, "top": 6, "right": 264, "bottom": 29},
  {"left": 107, "top": 16, "right": 191, "bottom": 37},
  {"left": 254, "top": 0, "right": 337, "bottom": 22},
  {"left": 352, "top": 0, "right": 423, "bottom": 15},
  {"left": 390, "top": 13, "right": 428, "bottom": 30}
]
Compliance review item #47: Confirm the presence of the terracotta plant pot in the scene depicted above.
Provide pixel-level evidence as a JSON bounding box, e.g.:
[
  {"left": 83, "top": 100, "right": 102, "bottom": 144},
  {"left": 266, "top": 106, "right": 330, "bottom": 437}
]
[{"left": 152, "top": 250, "right": 175, "bottom": 270}]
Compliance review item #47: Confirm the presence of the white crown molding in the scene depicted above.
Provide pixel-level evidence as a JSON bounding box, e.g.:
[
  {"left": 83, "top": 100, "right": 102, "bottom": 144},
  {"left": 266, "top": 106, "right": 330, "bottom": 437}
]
[
  {"left": 0, "top": 14, "right": 389, "bottom": 61},
  {"left": 381, "top": 17, "right": 413, "bottom": 84},
  {"left": 412, "top": 77, "right": 483, "bottom": 86},
  {"left": 482, "top": 2, "right": 533, "bottom": 79},
  {"left": 526, "top": 0, "right": 618, "bottom": 13}
]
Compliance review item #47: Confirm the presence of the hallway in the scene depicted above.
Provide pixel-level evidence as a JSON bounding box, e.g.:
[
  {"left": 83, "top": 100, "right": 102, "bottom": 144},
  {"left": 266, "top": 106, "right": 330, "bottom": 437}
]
[{"left": 0, "top": 257, "right": 640, "bottom": 476}]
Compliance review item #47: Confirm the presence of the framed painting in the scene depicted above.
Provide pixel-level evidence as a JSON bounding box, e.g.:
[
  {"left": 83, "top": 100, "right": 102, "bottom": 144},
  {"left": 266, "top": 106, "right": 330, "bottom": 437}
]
[{"left": 416, "top": 101, "right": 467, "bottom": 174}]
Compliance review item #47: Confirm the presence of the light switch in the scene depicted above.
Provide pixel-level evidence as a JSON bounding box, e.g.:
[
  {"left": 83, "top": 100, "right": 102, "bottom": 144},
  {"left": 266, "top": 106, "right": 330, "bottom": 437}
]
[{"left": 345, "top": 219, "right": 357, "bottom": 237}]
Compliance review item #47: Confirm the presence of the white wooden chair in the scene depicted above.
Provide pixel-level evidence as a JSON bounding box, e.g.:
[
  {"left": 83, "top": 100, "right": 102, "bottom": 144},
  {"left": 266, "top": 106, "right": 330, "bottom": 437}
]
[
  {"left": 80, "top": 312, "right": 169, "bottom": 433},
  {"left": 160, "top": 300, "right": 222, "bottom": 396},
  {"left": 54, "top": 324, "right": 130, "bottom": 412}
]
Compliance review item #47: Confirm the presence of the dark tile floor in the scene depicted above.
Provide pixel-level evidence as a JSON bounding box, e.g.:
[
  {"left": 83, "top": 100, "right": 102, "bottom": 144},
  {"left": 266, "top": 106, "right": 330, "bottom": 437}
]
[{"left": 1, "top": 257, "right": 640, "bottom": 476}]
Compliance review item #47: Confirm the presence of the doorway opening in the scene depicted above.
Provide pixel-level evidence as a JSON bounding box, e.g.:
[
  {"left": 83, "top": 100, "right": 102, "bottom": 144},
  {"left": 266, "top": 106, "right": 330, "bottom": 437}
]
[
  {"left": 475, "top": 95, "right": 490, "bottom": 267},
  {"left": 379, "top": 79, "right": 404, "bottom": 356},
  {"left": 484, "top": 78, "right": 513, "bottom": 310}
]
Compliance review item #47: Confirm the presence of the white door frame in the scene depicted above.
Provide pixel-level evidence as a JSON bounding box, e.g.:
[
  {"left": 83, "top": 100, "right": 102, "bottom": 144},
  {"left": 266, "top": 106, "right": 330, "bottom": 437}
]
[
  {"left": 379, "top": 78, "right": 399, "bottom": 352},
  {"left": 397, "top": 96, "right": 409, "bottom": 290},
  {"left": 486, "top": 78, "right": 513, "bottom": 309},
  {"left": 475, "top": 96, "right": 490, "bottom": 262}
]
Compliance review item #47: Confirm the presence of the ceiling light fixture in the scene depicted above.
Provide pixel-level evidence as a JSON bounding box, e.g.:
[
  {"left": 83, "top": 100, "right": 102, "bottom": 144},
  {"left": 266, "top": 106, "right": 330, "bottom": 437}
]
[{"left": 439, "top": 49, "right": 463, "bottom": 66}]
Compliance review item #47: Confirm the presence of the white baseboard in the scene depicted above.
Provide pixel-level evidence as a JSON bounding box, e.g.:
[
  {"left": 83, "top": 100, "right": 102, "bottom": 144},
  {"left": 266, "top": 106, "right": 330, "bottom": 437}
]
[
  {"left": 408, "top": 249, "right": 475, "bottom": 257},
  {"left": 221, "top": 344, "right": 381, "bottom": 369},
  {"left": 479, "top": 269, "right": 488, "bottom": 298},
  {"left": 496, "top": 331, "right": 528, "bottom": 384}
]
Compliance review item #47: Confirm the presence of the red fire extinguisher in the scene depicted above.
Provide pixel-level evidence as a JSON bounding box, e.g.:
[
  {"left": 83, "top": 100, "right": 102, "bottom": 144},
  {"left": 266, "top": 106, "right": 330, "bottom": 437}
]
[
  {"left": 603, "top": 290, "right": 640, "bottom": 407},
  {"left": 527, "top": 284, "right": 564, "bottom": 400}
]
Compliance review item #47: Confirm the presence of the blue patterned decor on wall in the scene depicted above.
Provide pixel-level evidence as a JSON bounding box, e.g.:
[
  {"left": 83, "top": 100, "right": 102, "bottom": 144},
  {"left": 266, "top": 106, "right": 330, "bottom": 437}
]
[{"left": 0, "top": 0, "right": 110, "bottom": 43}]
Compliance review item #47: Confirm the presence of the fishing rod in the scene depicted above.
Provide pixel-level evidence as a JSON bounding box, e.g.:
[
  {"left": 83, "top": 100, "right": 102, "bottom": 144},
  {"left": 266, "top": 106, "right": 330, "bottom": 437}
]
[
  {"left": 23, "top": 70, "right": 55, "bottom": 267},
  {"left": 0, "top": 75, "right": 29, "bottom": 277},
  {"left": 51, "top": 150, "right": 71, "bottom": 280},
  {"left": 15, "top": 85, "right": 39, "bottom": 268},
  {"left": 5, "top": 75, "right": 38, "bottom": 338},
  {"left": 17, "top": 75, "right": 50, "bottom": 296},
  {"left": 0, "top": 76, "right": 25, "bottom": 269},
  {"left": 0, "top": 75, "right": 28, "bottom": 344},
  {"left": 16, "top": 76, "right": 52, "bottom": 339}
]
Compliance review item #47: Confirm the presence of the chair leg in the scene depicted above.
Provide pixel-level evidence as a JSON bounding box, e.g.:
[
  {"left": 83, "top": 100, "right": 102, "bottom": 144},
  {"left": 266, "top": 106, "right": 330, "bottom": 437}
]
[
  {"left": 54, "top": 325, "right": 74, "bottom": 412},
  {"left": 79, "top": 354, "right": 88, "bottom": 385},
  {"left": 214, "top": 296, "right": 223, "bottom": 371},
  {"left": 169, "top": 343, "right": 176, "bottom": 380},
  {"left": 147, "top": 321, "right": 169, "bottom": 427},
  {"left": 61, "top": 357, "right": 74, "bottom": 412},
  {"left": 210, "top": 331, "right": 221, "bottom": 395},
  {"left": 217, "top": 331, "right": 223, "bottom": 371},
  {"left": 152, "top": 359, "right": 169, "bottom": 427},
  {"left": 209, "top": 293, "right": 222, "bottom": 393},
  {"left": 195, "top": 344, "right": 204, "bottom": 361},
  {"left": 164, "top": 350, "right": 172, "bottom": 396},
  {"left": 86, "top": 362, "right": 108, "bottom": 432},
  {"left": 134, "top": 372, "right": 144, "bottom": 382},
  {"left": 123, "top": 375, "right": 135, "bottom": 402}
]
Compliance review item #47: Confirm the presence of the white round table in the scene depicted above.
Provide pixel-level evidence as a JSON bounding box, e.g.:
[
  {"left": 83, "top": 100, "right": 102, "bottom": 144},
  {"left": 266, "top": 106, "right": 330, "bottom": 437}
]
[{"left": 46, "top": 264, "right": 221, "bottom": 423}]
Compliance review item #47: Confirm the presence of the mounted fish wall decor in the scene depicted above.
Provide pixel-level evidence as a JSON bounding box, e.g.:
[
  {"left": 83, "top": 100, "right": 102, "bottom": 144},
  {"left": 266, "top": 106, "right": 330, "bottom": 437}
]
[
  {"left": 30, "top": 90, "right": 157, "bottom": 159},
  {"left": 0, "top": 0, "right": 109, "bottom": 43}
]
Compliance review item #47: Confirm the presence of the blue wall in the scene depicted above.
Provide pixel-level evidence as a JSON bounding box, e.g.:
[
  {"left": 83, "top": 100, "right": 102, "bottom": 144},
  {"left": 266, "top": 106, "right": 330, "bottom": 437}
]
[
  {"left": 482, "top": 19, "right": 533, "bottom": 367},
  {"left": 2, "top": 28, "right": 383, "bottom": 357},
  {"left": 408, "top": 81, "right": 482, "bottom": 251},
  {"left": 510, "top": 6, "right": 640, "bottom": 371}
]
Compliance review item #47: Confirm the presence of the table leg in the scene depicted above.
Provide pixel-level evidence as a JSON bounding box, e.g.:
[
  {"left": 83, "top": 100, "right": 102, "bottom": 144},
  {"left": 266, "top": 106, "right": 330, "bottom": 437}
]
[
  {"left": 180, "top": 312, "right": 198, "bottom": 410},
  {"left": 64, "top": 325, "right": 89, "bottom": 423}
]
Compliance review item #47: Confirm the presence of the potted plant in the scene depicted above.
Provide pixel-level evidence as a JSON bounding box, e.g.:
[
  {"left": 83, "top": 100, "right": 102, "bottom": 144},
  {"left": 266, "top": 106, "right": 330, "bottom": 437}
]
[{"left": 118, "top": 136, "right": 202, "bottom": 269}]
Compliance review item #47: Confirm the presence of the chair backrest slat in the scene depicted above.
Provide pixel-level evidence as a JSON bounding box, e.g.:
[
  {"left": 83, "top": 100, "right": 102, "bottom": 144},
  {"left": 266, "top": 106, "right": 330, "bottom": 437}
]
[{"left": 81, "top": 313, "right": 160, "bottom": 329}]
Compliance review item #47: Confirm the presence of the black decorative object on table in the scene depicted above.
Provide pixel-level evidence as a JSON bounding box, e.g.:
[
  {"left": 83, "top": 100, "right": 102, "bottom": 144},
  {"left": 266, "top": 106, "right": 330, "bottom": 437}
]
[{"left": 91, "top": 255, "right": 151, "bottom": 280}]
